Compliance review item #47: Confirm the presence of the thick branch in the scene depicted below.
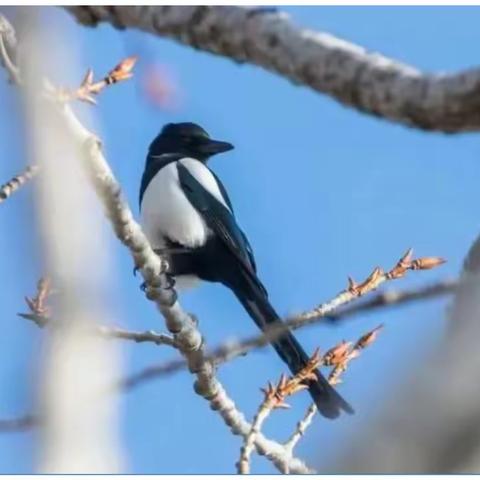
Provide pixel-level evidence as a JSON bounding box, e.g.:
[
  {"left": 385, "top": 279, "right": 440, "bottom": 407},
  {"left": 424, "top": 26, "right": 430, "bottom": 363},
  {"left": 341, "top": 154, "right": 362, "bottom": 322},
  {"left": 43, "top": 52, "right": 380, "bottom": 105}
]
[{"left": 65, "top": 6, "right": 480, "bottom": 133}]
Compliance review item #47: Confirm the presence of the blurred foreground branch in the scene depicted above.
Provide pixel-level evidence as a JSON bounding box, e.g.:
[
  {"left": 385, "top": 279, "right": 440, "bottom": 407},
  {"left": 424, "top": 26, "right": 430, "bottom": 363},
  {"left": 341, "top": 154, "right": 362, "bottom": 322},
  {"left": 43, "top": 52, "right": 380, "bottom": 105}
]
[{"left": 19, "top": 15, "right": 123, "bottom": 471}]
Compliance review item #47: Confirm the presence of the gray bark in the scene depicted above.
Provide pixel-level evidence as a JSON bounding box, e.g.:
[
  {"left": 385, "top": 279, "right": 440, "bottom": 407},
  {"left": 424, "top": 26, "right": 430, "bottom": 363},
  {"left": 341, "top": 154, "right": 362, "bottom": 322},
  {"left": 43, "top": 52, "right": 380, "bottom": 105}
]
[{"left": 65, "top": 5, "right": 480, "bottom": 133}]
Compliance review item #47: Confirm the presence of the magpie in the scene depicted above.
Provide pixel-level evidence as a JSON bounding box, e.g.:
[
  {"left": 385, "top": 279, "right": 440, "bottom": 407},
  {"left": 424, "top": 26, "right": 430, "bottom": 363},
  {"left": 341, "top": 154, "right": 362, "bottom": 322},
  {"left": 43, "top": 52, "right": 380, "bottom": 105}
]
[{"left": 139, "top": 122, "right": 353, "bottom": 419}]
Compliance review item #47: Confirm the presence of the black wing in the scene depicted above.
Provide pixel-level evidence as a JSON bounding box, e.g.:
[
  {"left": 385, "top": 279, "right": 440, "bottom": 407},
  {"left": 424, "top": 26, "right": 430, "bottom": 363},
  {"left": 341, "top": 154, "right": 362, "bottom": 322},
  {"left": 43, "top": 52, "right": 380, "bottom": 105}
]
[
  {"left": 210, "top": 170, "right": 259, "bottom": 273},
  {"left": 177, "top": 162, "right": 265, "bottom": 295}
]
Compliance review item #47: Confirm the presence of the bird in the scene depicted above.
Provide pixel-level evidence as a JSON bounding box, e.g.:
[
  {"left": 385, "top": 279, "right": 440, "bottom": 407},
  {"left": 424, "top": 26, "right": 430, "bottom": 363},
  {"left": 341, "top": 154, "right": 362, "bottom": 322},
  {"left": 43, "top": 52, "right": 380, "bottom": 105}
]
[{"left": 139, "top": 122, "right": 353, "bottom": 419}]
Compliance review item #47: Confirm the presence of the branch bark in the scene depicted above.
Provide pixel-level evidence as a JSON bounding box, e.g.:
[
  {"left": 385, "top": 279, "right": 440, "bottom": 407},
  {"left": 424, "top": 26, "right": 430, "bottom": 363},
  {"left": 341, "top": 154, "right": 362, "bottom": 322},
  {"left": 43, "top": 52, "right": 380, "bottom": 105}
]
[{"left": 64, "top": 5, "right": 480, "bottom": 133}]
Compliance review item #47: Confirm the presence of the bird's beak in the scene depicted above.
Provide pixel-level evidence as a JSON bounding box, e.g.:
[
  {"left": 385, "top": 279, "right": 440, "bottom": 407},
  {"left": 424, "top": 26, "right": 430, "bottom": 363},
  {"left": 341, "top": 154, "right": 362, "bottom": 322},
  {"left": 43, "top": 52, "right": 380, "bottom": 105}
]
[{"left": 199, "top": 139, "right": 234, "bottom": 155}]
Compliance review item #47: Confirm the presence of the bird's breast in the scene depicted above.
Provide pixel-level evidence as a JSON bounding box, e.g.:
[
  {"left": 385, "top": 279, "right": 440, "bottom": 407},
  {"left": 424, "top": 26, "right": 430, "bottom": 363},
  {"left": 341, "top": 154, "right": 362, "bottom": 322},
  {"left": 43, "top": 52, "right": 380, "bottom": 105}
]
[{"left": 140, "top": 161, "right": 209, "bottom": 249}]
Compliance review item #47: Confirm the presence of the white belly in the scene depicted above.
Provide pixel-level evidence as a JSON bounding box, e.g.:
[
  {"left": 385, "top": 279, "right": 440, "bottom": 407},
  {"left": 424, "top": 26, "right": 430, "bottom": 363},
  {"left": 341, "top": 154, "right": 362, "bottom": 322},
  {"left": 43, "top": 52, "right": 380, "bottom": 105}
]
[
  {"left": 140, "top": 161, "right": 206, "bottom": 249},
  {"left": 140, "top": 157, "right": 231, "bottom": 270}
]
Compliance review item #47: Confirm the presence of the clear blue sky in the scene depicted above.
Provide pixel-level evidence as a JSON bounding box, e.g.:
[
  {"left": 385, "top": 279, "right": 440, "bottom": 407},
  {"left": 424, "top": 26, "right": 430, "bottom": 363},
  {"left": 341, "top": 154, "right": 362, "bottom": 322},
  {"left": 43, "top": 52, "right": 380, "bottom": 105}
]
[{"left": 0, "top": 6, "right": 479, "bottom": 474}]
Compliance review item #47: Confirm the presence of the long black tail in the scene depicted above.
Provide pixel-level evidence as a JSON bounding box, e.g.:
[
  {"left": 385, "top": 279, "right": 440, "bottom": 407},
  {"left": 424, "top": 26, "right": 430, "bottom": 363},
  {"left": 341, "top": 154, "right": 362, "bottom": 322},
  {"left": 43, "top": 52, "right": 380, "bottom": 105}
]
[{"left": 234, "top": 287, "right": 354, "bottom": 419}]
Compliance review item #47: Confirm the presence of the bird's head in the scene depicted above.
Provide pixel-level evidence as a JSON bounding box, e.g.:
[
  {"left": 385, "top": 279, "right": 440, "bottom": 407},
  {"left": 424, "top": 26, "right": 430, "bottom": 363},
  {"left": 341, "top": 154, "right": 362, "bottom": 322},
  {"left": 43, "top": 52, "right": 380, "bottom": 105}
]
[{"left": 149, "top": 122, "right": 234, "bottom": 162}]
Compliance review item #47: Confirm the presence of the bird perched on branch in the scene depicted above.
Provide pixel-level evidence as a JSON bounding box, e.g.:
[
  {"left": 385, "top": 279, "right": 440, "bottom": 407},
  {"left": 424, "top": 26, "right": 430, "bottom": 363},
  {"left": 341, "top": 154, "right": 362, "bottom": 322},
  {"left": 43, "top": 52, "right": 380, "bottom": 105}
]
[{"left": 139, "top": 122, "right": 353, "bottom": 419}]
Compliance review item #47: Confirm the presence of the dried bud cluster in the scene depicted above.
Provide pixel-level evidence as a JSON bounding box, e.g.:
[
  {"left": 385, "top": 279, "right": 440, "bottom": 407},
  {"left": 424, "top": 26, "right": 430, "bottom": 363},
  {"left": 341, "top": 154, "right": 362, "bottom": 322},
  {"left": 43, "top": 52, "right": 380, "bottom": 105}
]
[
  {"left": 24, "top": 277, "right": 52, "bottom": 318},
  {"left": 58, "top": 56, "right": 137, "bottom": 105},
  {"left": 261, "top": 350, "right": 322, "bottom": 409},
  {"left": 327, "top": 325, "right": 383, "bottom": 385},
  {"left": 347, "top": 248, "right": 445, "bottom": 298}
]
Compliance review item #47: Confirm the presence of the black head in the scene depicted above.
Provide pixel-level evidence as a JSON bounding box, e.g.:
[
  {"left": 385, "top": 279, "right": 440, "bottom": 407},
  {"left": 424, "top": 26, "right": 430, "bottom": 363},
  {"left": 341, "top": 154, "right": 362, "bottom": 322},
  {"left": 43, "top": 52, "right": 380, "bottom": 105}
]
[{"left": 149, "top": 122, "right": 234, "bottom": 162}]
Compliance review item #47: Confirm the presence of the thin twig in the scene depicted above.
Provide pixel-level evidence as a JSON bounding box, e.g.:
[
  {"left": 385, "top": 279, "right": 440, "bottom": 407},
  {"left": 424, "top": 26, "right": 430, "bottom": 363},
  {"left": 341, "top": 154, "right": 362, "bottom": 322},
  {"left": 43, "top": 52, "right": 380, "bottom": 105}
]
[
  {"left": 278, "top": 326, "right": 383, "bottom": 472},
  {"left": 218, "top": 249, "right": 444, "bottom": 363},
  {"left": 283, "top": 403, "right": 317, "bottom": 453},
  {"left": 19, "top": 279, "right": 177, "bottom": 348},
  {"left": 237, "top": 353, "right": 321, "bottom": 474},
  {"left": 53, "top": 56, "right": 137, "bottom": 105},
  {"left": 0, "top": 31, "right": 21, "bottom": 84},
  {"left": 120, "top": 257, "right": 448, "bottom": 385},
  {"left": 0, "top": 164, "right": 39, "bottom": 204},
  {"left": 20, "top": 313, "right": 177, "bottom": 348},
  {"left": 0, "top": 414, "right": 37, "bottom": 432},
  {"left": 238, "top": 324, "right": 382, "bottom": 474}
]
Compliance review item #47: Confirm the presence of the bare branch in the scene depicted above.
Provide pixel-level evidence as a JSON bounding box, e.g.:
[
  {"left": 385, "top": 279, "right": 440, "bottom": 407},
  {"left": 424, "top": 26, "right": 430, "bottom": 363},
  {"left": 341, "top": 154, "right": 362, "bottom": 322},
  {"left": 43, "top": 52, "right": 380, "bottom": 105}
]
[
  {"left": 239, "top": 327, "right": 381, "bottom": 473},
  {"left": 65, "top": 5, "right": 480, "bottom": 133},
  {"left": 54, "top": 56, "right": 137, "bottom": 105},
  {"left": 0, "top": 414, "right": 37, "bottom": 432},
  {"left": 19, "top": 278, "right": 177, "bottom": 348},
  {"left": 189, "top": 251, "right": 446, "bottom": 368},
  {"left": 283, "top": 403, "right": 317, "bottom": 454},
  {"left": 0, "top": 164, "right": 39, "bottom": 204},
  {"left": 238, "top": 353, "right": 321, "bottom": 474},
  {"left": 0, "top": 15, "right": 20, "bottom": 84},
  {"left": 111, "top": 276, "right": 453, "bottom": 388}
]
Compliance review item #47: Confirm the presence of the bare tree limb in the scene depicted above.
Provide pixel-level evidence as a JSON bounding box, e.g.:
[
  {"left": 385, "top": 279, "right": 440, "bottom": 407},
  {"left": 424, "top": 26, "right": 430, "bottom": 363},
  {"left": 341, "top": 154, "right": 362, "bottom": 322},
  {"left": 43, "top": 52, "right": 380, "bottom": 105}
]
[
  {"left": 0, "top": 164, "right": 39, "bottom": 204},
  {"left": 0, "top": 414, "right": 37, "bottom": 432},
  {"left": 238, "top": 327, "right": 381, "bottom": 473},
  {"left": 237, "top": 353, "right": 323, "bottom": 474},
  {"left": 19, "top": 279, "right": 177, "bottom": 347},
  {"left": 64, "top": 5, "right": 480, "bottom": 133},
  {"left": 283, "top": 403, "right": 317, "bottom": 455},
  {"left": 96, "top": 276, "right": 455, "bottom": 391},
  {"left": 18, "top": 277, "right": 456, "bottom": 381},
  {"left": 20, "top": 312, "right": 177, "bottom": 348},
  {"left": 120, "top": 255, "right": 449, "bottom": 385}
]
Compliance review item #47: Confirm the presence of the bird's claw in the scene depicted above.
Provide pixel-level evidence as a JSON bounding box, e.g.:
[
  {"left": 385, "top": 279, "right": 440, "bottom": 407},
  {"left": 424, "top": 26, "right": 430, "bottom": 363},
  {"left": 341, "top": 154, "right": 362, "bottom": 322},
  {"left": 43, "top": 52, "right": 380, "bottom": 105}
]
[{"left": 139, "top": 273, "right": 175, "bottom": 293}]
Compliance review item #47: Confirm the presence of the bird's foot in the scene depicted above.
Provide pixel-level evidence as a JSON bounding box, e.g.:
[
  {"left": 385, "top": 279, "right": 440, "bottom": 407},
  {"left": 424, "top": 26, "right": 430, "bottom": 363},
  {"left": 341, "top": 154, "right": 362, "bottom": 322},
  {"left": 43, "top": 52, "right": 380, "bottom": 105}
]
[{"left": 139, "top": 273, "right": 176, "bottom": 293}]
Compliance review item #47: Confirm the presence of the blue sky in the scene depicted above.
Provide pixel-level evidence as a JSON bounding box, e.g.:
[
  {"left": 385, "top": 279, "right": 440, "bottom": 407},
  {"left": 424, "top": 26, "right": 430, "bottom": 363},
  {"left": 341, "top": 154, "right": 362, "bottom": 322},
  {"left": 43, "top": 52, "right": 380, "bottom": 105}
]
[{"left": 0, "top": 6, "right": 479, "bottom": 474}]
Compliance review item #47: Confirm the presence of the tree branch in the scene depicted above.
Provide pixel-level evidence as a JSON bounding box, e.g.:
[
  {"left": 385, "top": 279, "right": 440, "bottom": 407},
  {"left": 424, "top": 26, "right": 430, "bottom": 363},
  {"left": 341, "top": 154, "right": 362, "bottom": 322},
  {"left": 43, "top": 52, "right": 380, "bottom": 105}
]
[
  {"left": 0, "top": 414, "right": 37, "bottom": 432},
  {"left": 103, "top": 276, "right": 454, "bottom": 390},
  {"left": 0, "top": 164, "right": 39, "bottom": 204},
  {"left": 65, "top": 5, "right": 480, "bottom": 133}
]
